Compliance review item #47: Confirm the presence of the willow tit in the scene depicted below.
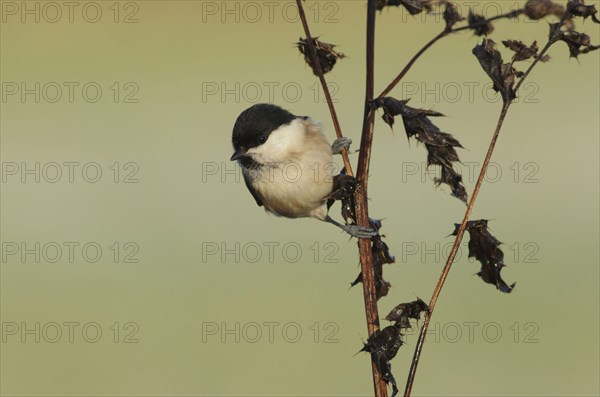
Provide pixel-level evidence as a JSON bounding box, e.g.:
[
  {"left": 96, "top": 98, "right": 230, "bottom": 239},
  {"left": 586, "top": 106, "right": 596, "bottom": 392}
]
[{"left": 231, "top": 103, "right": 376, "bottom": 238}]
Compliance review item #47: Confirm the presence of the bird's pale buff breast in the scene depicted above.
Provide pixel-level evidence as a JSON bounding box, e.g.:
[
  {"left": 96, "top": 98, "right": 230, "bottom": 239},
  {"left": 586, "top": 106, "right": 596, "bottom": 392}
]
[{"left": 246, "top": 118, "right": 333, "bottom": 220}]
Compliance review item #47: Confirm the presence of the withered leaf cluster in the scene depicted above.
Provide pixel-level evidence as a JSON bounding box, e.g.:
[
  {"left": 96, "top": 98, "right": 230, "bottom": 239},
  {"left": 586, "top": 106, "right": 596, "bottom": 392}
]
[
  {"left": 370, "top": 97, "right": 468, "bottom": 203},
  {"left": 385, "top": 298, "right": 429, "bottom": 325},
  {"left": 566, "top": 0, "right": 600, "bottom": 22},
  {"left": 360, "top": 299, "right": 429, "bottom": 397},
  {"left": 327, "top": 173, "right": 357, "bottom": 223},
  {"left": 472, "top": 39, "right": 520, "bottom": 103},
  {"left": 351, "top": 225, "right": 395, "bottom": 300},
  {"left": 502, "top": 40, "right": 551, "bottom": 62},
  {"left": 361, "top": 323, "right": 403, "bottom": 397},
  {"left": 554, "top": 27, "right": 600, "bottom": 57},
  {"left": 376, "top": 0, "right": 433, "bottom": 14},
  {"left": 548, "top": 0, "right": 600, "bottom": 57},
  {"left": 297, "top": 37, "right": 345, "bottom": 75},
  {"left": 452, "top": 220, "right": 515, "bottom": 293},
  {"left": 328, "top": 174, "right": 394, "bottom": 300}
]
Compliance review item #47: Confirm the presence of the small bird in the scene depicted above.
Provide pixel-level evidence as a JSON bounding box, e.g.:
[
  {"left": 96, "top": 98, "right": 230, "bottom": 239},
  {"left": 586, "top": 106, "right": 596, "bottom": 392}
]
[{"left": 230, "top": 103, "right": 376, "bottom": 238}]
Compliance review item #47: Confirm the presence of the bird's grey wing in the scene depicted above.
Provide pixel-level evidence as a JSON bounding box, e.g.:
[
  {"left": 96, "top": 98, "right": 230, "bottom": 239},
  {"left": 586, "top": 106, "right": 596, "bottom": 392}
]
[{"left": 242, "top": 169, "right": 263, "bottom": 207}]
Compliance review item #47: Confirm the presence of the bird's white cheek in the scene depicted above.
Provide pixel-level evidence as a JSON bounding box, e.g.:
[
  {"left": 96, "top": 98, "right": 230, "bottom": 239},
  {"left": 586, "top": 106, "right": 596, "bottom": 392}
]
[
  {"left": 246, "top": 121, "right": 305, "bottom": 164},
  {"left": 246, "top": 144, "right": 283, "bottom": 164}
]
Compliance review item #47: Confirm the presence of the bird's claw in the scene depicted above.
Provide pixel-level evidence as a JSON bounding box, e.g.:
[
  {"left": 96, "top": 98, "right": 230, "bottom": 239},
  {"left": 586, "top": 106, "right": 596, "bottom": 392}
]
[
  {"left": 331, "top": 137, "right": 352, "bottom": 155},
  {"left": 344, "top": 224, "right": 378, "bottom": 238}
]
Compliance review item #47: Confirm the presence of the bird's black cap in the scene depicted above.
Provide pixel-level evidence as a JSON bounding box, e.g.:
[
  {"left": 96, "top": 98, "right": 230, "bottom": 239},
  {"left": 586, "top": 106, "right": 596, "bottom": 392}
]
[{"left": 231, "top": 104, "right": 296, "bottom": 160}]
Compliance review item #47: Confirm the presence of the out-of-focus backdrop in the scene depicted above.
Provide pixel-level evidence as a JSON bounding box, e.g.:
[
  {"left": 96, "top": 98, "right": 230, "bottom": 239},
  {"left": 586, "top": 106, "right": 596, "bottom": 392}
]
[{"left": 1, "top": 1, "right": 598, "bottom": 396}]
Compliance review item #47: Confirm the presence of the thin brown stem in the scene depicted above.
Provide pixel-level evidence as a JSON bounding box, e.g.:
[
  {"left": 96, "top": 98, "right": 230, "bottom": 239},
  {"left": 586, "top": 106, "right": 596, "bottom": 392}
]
[
  {"left": 296, "top": 0, "right": 386, "bottom": 394},
  {"left": 404, "top": 34, "right": 557, "bottom": 397},
  {"left": 378, "top": 9, "right": 524, "bottom": 99},
  {"left": 403, "top": 102, "right": 510, "bottom": 397},
  {"left": 355, "top": 1, "right": 388, "bottom": 396},
  {"left": 452, "top": 9, "right": 524, "bottom": 33},
  {"left": 514, "top": 40, "right": 554, "bottom": 93},
  {"left": 378, "top": 30, "right": 448, "bottom": 99},
  {"left": 296, "top": 0, "right": 354, "bottom": 177}
]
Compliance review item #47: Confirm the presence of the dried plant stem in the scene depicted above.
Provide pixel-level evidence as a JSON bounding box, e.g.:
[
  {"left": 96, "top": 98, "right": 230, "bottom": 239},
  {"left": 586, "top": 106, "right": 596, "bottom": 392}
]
[
  {"left": 403, "top": 102, "right": 509, "bottom": 397},
  {"left": 378, "top": 30, "right": 448, "bottom": 98},
  {"left": 514, "top": 41, "right": 555, "bottom": 93},
  {"left": 404, "top": 37, "right": 555, "bottom": 397},
  {"left": 378, "top": 9, "right": 524, "bottom": 99},
  {"left": 295, "top": 0, "right": 354, "bottom": 176},
  {"left": 452, "top": 10, "right": 524, "bottom": 33},
  {"left": 355, "top": 2, "right": 388, "bottom": 396},
  {"left": 296, "top": 0, "right": 385, "bottom": 395}
]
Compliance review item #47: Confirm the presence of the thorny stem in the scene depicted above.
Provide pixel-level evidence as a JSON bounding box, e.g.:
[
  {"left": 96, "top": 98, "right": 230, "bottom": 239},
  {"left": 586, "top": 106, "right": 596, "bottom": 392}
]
[
  {"left": 403, "top": 34, "right": 557, "bottom": 397},
  {"left": 378, "top": 9, "right": 524, "bottom": 99},
  {"left": 355, "top": 2, "right": 388, "bottom": 396},
  {"left": 295, "top": 0, "right": 354, "bottom": 177}
]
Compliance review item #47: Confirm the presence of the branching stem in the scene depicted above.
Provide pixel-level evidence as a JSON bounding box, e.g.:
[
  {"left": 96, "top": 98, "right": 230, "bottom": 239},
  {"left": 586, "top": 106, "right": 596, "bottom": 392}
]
[
  {"left": 403, "top": 101, "right": 509, "bottom": 397},
  {"left": 378, "top": 30, "right": 448, "bottom": 98},
  {"left": 297, "top": 2, "right": 551, "bottom": 397},
  {"left": 403, "top": 34, "right": 557, "bottom": 397},
  {"left": 378, "top": 9, "right": 524, "bottom": 99}
]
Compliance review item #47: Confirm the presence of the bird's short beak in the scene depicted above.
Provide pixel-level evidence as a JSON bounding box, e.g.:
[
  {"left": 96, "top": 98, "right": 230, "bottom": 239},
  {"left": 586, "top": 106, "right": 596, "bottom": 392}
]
[{"left": 230, "top": 149, "right": 245, "bottom": 161}]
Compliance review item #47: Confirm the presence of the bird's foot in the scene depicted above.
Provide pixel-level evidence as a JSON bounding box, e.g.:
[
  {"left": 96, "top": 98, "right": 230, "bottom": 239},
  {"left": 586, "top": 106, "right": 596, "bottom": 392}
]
[
  {"left": 325, "top": 215, "right": 377, "bottom": 238},
  {"left": 344, "top": 224, "right": 379, "bottom": 238},
  {"left": 331, "top": 137, "right": 352, "bottom": 155}
]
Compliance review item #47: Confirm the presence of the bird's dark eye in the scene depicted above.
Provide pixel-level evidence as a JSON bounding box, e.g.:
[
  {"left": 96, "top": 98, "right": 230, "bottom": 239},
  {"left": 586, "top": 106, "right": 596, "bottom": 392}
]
[{"left": 258, "top": 135, "right": 267, "bottom": 144}]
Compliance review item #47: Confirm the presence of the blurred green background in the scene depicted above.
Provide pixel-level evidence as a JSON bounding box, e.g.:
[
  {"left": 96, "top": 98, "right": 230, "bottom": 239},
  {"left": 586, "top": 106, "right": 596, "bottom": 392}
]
[{"left": 1, "top": 1, "right": 598, "bottom": 396}]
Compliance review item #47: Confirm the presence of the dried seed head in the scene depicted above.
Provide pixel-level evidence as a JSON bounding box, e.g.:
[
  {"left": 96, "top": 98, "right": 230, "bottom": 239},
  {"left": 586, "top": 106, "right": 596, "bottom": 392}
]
[
  {"left": 468, "top": 10, "right": 494, "bottom": 36},
  {"left": 443, "top": 1, "right": 464, "bottom": 29},
  {"left": 524, "top": 0, "right": 564, "bottom": 20},
  {"left": 297, "top": 37, "right": 345, "bottom": 75}
]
